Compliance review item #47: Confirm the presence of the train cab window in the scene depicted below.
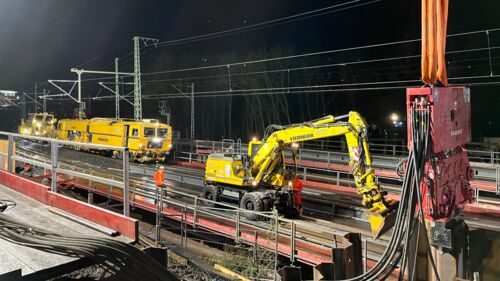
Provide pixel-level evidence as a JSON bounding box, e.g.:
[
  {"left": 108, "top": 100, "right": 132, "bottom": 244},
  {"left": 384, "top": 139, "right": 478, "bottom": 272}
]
[
  {"left": 131, "top": 128, "right": 139, "bottom": 137},
  {"left": 144, "top": 128, "right": 155, "bottom": 137},
  {"left": 158, "top": 128, "right": 168, "bottom": 138}
]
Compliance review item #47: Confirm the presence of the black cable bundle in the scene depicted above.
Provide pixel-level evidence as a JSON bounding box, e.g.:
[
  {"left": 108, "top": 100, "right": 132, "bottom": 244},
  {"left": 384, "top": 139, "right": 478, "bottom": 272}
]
[
  {"left": 336, "top": 101, "right": 440, "bottom": 281},
  {"left": 0, "top": 213, "right": 175, "bottom": 281}
]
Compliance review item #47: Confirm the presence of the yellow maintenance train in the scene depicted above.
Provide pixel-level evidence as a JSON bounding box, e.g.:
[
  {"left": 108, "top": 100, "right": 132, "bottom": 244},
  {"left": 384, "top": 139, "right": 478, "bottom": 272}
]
[
  {"left": 18, "top": 113, "right": 57, "bottom": 138},
  {"left": 18, "top": 113, "right": 173, "bottom": 162},
  {"left": 55, "top": 118, "right": 172, "bottom": 162}
]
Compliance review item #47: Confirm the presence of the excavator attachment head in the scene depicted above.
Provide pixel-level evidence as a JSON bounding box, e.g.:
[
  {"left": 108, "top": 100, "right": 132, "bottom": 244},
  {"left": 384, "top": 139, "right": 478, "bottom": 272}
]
[{"left": 364, "top": 200, "right": 399, "bottom": 239}]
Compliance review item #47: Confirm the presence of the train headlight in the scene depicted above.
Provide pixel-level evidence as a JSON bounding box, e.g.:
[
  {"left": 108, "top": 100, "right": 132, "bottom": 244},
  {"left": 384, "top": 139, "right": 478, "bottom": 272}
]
[
  {"left": 152, "top": 137, "right": 161, "bottom": 143},
  {"left": 168, "top": 144, "right": 172, "bottom": 148},
  {"left": 288, "top": 181, "right": 293, "bottom": 188},
  {"left": 36, "top": 123, "right": 42, "bottom": 128},
  {"left": 139, "top": 143, "right": 144, "bottom": 149},
  {"left": 252, "top": 180, "right": 258, "bottom": 187}
]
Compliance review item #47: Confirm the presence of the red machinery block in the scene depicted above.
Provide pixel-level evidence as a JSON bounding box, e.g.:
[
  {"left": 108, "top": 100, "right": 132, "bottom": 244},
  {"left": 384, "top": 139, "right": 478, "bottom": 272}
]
[
  {"left": 420, "top": 147, "right": 474, "bottom": 220},
  {"left": 406, "top": 87, "right": 471, "bottom": 153},
  {"left": 406, "top": 87, "right": 474, "bottom": 221}
]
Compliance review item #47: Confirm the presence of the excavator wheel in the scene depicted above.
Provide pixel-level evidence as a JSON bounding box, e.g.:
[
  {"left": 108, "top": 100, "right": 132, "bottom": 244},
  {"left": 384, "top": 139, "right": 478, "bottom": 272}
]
[
  {"left": 240, "top": 192, "right": 265, "bottom": 221},
  {"left": 202, "top": 185, "right": 220, "bottom": 207},
  {"left": 284, "top": 207, "right": 301, "bottom": 219}
]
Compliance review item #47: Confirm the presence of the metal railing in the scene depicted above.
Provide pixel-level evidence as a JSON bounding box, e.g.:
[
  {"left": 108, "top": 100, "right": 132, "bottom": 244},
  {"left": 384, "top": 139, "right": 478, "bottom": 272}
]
[
  {"left": 0, "top": 131, "right": 131, "bottom": 216},
  {"left": 171, "top": 144, "right": 500, "bottom": 206},
  {"left": 1, "top": 137, "right": 375, "bottom": 265},
  {"left": 188, "top": 139, "right": 500, "bottom": 164},
  {"left": 121, "top": 179, "right": 387, "bottom": 266}
]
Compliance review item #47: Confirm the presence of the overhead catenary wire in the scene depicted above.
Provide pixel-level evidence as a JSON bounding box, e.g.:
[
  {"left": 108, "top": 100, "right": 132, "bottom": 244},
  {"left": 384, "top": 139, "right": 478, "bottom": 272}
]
[
  {"left": 48, "top": 61, "right": 497, "bottom": 105},
  {"left": 43, "top": 27, "right": 499, "bottom": 101},
  {"left": 135, "top": 73, "right": 500, "bottom": 100},
  {"left": 37, "top": 27, "right": 500, "bottom": 106},
  {"left": 75, "top": 40, "right": 130, "bottom": 68},
  {"left": 68, "top": 79, "right": 500, "bottom": 104},
  {"left": 154, "top": 0, "right": 376, "bottom": 48},
  {"left": 135, "top": 46, "right": 500, "bottom": 88},
  {"left": 141, "top": 27, "right": 500, "bottom": 77},
  {"left": 91, "top": 0, "right": 380, "bottom": 69}
]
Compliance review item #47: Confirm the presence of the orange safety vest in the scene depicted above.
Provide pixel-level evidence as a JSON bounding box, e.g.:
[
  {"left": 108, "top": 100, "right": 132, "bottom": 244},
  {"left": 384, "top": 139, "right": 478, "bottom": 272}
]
[
  {"left": 154, "top": 170, "right": 165, "bottom": 187},
  {"left": 292, "top": 178, "right": 303, "bottom": 206}
]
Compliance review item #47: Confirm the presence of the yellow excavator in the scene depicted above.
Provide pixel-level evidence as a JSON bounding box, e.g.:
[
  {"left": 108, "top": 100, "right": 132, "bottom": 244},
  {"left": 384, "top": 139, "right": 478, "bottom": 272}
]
[{"left": 204, "top": 112, "right": 397, "bottom": 238}]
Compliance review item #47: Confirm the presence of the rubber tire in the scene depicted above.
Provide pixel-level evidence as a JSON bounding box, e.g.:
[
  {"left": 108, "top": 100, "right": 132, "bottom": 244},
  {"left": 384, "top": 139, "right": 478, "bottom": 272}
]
[
  {"left": 285, "top": 207, "right": 301, "bottom": 219},
  {"left": 202, "top": 185, "right": 220, "bottom": 207},
  {"left": 240, "top": 192, "right": 265, "bottom": 221}
]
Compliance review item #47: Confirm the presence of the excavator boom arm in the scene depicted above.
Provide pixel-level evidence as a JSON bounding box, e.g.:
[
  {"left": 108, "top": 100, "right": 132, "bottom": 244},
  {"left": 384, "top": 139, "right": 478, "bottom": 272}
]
[{"left": 249, "top": 112, "right": 396, "bottom": 237}]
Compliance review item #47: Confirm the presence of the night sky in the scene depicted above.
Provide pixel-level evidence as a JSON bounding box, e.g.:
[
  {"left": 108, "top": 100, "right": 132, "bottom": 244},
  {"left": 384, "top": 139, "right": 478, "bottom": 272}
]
[{"left": 0, "top": 0, "right": 499, "bottom": 140}]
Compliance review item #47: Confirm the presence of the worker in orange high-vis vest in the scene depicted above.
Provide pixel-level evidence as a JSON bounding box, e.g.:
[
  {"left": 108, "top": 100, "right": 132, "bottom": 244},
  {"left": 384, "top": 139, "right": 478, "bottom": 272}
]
[
  {"left": 154, "top": 166, "right": 165, "bottom": 188},
  {"left": 291, "top": 177, "right": 304, "bottom": 216}
]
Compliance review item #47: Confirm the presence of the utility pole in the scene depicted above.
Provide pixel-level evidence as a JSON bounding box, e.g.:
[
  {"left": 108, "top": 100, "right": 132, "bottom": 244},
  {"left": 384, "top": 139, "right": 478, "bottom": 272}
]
[
  {"left": 34, "top": 82, "right": 38, "bottom": 113},
  {"left": 133, "top": 36, "right": 158, "bottom": 120},
  {"left": 21, "top": 94, "right": 26, "bottom": 120},
  {"left": 42, "top": 89, "right": 47, "bottom": 112},
  {"left": 191, "top": 83, "right": 195, "bottom": 140},
  {"left": 75, "top": 69, "right": 84, "bottom": 119},
  {"left": 115, "top": 58, "right": 120, "bottom": 118}
]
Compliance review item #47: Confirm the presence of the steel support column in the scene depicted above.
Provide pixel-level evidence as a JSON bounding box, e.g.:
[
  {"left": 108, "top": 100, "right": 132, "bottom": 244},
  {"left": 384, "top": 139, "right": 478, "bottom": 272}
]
[
  {"left": 290, "top": 222, "right": 296, "bottom": 264},
  {"left": 133, "top": 37, "right": 141, "bottom": 120},
  {"left": 76, "top": 70, "right": 83, "bottom": 119},
  {"left": 42, "top": 89, "right": 47, "bottom": 112},
  {"left": 155, "top": 187, "right": 162, "bottom": 246},
  {"left": 133, "top": 36, "right": 158, "bottom": 120},
  {"left": 122, "top": 149, "right": 130, "bottom": 216},
  {"left": 50, "top": 141, "right": 58, "bottom": 192},
  {"left": 7, "top": 135, "right": 14, "bottom": 172}
]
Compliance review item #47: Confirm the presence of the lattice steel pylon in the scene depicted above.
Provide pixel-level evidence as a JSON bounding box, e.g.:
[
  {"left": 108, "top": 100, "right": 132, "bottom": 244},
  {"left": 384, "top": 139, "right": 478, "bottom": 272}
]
[{"left": 133, "top": 36, "right": 158, "bottom": 120}]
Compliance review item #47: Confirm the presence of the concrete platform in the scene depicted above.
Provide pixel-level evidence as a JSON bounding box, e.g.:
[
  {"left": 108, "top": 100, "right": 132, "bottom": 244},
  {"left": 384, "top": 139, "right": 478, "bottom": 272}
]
[{"left": 0, "top": 183, "right": 131, "bottom": 277}]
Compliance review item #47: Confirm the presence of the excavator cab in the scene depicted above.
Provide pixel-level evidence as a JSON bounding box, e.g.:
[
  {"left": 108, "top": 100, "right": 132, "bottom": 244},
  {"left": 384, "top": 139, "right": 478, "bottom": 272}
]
[{"left": 247, "top": 139, "right": 263, "bottom": 157}]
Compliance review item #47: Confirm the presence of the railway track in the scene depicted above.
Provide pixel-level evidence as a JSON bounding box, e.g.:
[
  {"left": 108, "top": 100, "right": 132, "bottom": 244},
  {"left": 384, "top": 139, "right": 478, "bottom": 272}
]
[
  {"left": 12, "top": 140, "right": 500, "bottom": 266},
  {"left": 15, "top": 140, "right": 500, "bottom": 231},
  {"left": 14, "top": 141, "right": 394, "bottom": 261}
]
